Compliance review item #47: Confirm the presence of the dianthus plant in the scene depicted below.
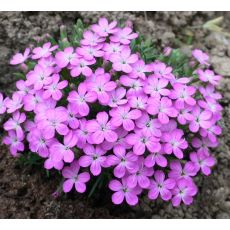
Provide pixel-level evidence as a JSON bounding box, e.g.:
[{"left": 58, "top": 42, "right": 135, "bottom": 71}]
[{"left": 0, "top": 18, "right": 222, "bottom": 207}]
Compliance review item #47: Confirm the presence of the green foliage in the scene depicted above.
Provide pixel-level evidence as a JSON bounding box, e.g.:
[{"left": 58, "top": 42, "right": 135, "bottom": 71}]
[{"left": 18, "top": 151, "right": 43, "bottom": 167}]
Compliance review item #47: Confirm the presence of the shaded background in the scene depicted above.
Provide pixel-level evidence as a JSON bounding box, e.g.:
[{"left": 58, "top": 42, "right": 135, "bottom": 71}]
[{"left": 0, "top": 12, "right": 230, "bottom": 218}]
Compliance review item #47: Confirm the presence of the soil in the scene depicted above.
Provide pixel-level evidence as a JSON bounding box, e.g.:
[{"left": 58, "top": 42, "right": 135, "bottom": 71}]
[{"left": 0, "top": 11, "right": 230, "bottom": 219}]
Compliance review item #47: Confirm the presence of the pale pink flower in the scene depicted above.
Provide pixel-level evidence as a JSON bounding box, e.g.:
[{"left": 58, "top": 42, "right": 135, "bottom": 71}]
[
  {"left": 32, "top": 42, "right": 58, "bottom": 59},
  {"left": 192, "top": 49, "right": 209, "bottom": 66},
  {"left": 92, "top": 18, "right": 117, "bottom": 37},
  {"left": 10, "top": 48, "right": 30, "bottom": 65}
]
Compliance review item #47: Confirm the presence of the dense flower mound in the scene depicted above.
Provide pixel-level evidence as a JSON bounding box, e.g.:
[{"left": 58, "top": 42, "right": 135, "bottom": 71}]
[{"left": 0, "top": 18, "right": 223, "bottom": 207}]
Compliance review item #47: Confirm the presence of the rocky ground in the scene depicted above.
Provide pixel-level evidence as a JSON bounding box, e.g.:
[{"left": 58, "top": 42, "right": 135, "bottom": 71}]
[{"left": 0, "top": 11, "right": 230, "bottom": 218}]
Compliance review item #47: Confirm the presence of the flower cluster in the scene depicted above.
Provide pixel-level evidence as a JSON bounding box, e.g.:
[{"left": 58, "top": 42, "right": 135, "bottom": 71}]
[{"left": 0, "top": 18, "right": 222, "bottom": 207}]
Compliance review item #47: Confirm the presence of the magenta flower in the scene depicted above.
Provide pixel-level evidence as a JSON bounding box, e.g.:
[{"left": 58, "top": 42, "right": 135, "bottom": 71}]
[
  {"left": 144, "top": 76, "right": 170, "bottom": 99},
  {"left": 77, "top": 45, "right": 104, "bottom": 60},
  {"left": 110, "top": 47, "right": 138, "bottom": 73},
  {"left": 55, "top": 47, "right": 77, "bottom": 68},
  {"left": 110, "top": 105, "right": 142, "bottom": 131},
  {"left": 172, "top": 178, "right": 198, "bottom": 207},
  {"left": 200, "top": 120, "right": 222, "bottom": 142},
  {"left": 81, "top": 30, "right": 105, "bottom": 46},
  {"left": 147, "top": 97, "right": 178, "bottom": 124},
  {"left": 129, "top": 60, "right": 153, "bottom": 80},
  {"left": 168, "top": 160, "right": 196, "bottom": 181},
  {"left": 170, "top": 83, "right": 196, "bottom": 109},
  {"left": 37, "top": 107, "right": 69, "bottom": 139},
  {"left": 10, "top": 48, "right": 30, "bottom": 65},
  {"left": 109, "top": 178, "right": 140, "bottom": 206},
  {"left": 4, "top": 92, "right": 23, "bottom": 113},
  {"left": 23, "top": 90, "right": 44, "bottom": 112},
  {"left": 26, "top": 64, "right": 53, "bottom": 90},
  {"left": 197, "top": 69, "right": 221, "bottom": 85},
  {"left": 44, "top": 157, "right": 64, "bottom": 170},
  {"left": 148, "top": 170, "right": 175, "bottom": 201},
  {"left": 0, "top": 93, "right": 6, "bottom": 114},
  {"left": 87, "top": 112, "right": 117, "bottom": 144},
  {"left": 199, "top": 84, "right": 222, "bottom": 100},
  {"left": 79, "top": 144, "right": 107, "bottom": 176},
  {"left": 43, "top": 74, "right": 68, "bottom": 100},
  {"left": 67, "top": 83, "right": 97, "bottom": 116},
  {"left": 190, "top": 151, "right": 215, "bottom": 176},
  {"left": 92, "top": 17, "right": 117, "bottom": 37},
  {"left": 87, "top": 72, "right": 116, "bottom": 104},
  {"left": 32, "top": 42, "right": 58, "bottom": 60},
  {"left": 103, "top": 42, "right": 124, "bottom": 60},
  {"left": 110, "top": 27, "right": 138, "bottom": 45},
  {"left": 127, "top": 157, "right": 154, "bottom": 189},
  {"left": 62, "top": 161, "right": 90, "bottom": 193},
  {"left": 144, "top": 152, "right": 167, "bottom": 168},
  {"left": 70, "top": 57, "right": 95, "bottom": 77},
  {"left": 151, "top": 62, "right": 174, "bottom": 80},
  {"left": 4, "top": 111, "right": 26, "bottom": 139},
  {"left": 163, "top": 129, "right": 188, "bottom": 159},
  {"left": 189, "top": 106, "right": 212, "bottom": 133},
  {"left": 177, "top": 105, "right": 194, "bottom": 125},
  {"left": 126, "top": 130, "right": 161, "bottom": 155},
  {"left": 16, "top": 80, "right": 34, "bottom": 96},
  {"left": 3, "top": 131, "right": 24, "bottom": 156},
  {"left": 107, "top": 149, "right": 138, "bottom": 178},
  {"left": 136, "top": 112, "right": 162, "bottom": 137},
  {"left": 108, "top": 87, "right": 127, "bottom": 107},
  {"left": 50, "top": 131, "right": 78, "bottom": 163},
  {"left": 128, "top": 94, "right": 148, "bottom": 110},
  {"left": 192, "top": 49, "right": 209, "bottom": 66}
]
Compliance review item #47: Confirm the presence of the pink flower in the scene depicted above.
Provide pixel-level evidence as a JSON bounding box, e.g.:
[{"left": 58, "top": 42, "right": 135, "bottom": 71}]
[
  {"left": 62, "top": 160, "right": 90, "bottom": 193},
  {"left": 144, "top": 76, "right": 170, "bottom": 99},
  {"left": 192, "top": 49, "right": 209, "bottom": 66},
  {"left": 50, "top": 131, "right": 78, "bottom": 163},
  {"left": 110, "top": 47, "right": 138, "bottom": 73},
  {"left": 109, "top": 178, "right": 140, "bottom": 205},
  {"left": 32, "top": 42, "right": 58, "bottom": 60},
  {"left": 189, "top": 106, "right": 212, "bottom": 133},
  {"left": 197, "top": 69, "right": 221, "bottom": 85},
  {"left": 3, "top": 131, "right": 24, "bottom": 156},
  {"left": 87, "top": 72, "right": 116, "bottom": 104},
  {"left": 0, "top": 93, "right": 6, "bottom": 114},
  {"left": 43, "top": 74, "right": 68, "bottom": 100},
  {"left": 55, "top": 47, "right": 77, "bottom": 68},
  {"left": 163, "top": 47, "right": 172, "bottom": 56},
  {"left": 87, "top": 112, "right": 118, "bottom": 144},
  {"left": 126, "top": 130, "right": 161, "bottom": 155},
  {"left": 10, "top": 48, "right": 30, "bottom": 65},
  {"left": 26, "top": 64, "right": 53, "bottom": 90},
  {"left": 120, "top": 75, "right": 144, "bottom": 96},
  {"left": 170, "top": 83, "right": 196, "bottom": 109},
  {"left": 23, "top": 90, "right": 44, "bottom": 112},
  {"left": 129, "top": 60, "right": 153, "bottom": 80},
  {"left": 128, "top": 94, "right": 148, "bottom": 110},
  {"left": 127, "top": 158, "right": 154, "bottom": 189},
  {"left": 77, "top": 45, "right": 104, "bottom": 60},
  {"left": 110, "top": 105, "right": 142, "bottom": 131},
  {"left": 81, "top": 30, "right": 105, "bottom": 46},
  {"left": 135, "top": 112, "right": 162, "bottom": 137},
  {"left": 66, "top": 104, "right": 79, "bottom": 129},
  {"left": 148, "top": 170, "right": 175, "bottom": 201},
  {"left": 110, "top": 27, "right": 138, "bottom": 45},
  {"left": 177, "top": 105, "right": 194, "bottom": 125},
  {"left": 79, "top": 144, "right": 107, "bottom": 176},
  {"left": 16, "top": 80, "right": 34, "bottom": 96},
  {"left": 172, "top": 178, "right": 198, "bottom": 207},
  {"left": 4, "top": 92, "right": 23, "bottom": 113},
  {"left": 190, "top": 151, "right": 215, "bottom": 176},
  {"left": 37, "top": 107, "right": 69, "bottom": 139},
  {"left": 107, "top": 149, "right": 137, "bottom": 178},
  {"left": 92, "top": 17, "right": 117, "bottom": 37},
  {"left": 3, "top": 111, "right": 26, "bottom": 139},
  {"left": 199, "top": 84, "right": 222, "bottom": 100},
  {"left": 163, "top": 129, "right": 188, "bottom": 159},
  {"left": 28, "top": 129, "right": 56, "bottom": 158},
  {"left": 103, "top": 42, "right": 124, "bottom": 60},
  {"left": 67, "top": 83, "right": 97, "bottom": 116},
  {"left": 70, "top": 57, "right": 95, "bottom": 77},
  {"left": 147, "top": 97, "right": 178, "bottom": 124},
  {"left": 108, "top": 87, "right": 127, "bottom": 107},
  {"left": 151, "top": 62, "right": 174, "bottom": 80},
  {"left": 200, "top": 120, "right": 222, "bottom": 142}
]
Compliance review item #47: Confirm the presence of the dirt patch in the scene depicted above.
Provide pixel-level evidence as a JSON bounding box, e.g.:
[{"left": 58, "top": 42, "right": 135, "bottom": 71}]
[{"left": 0, "top": 11, "right": 230, "bottom": 218}]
